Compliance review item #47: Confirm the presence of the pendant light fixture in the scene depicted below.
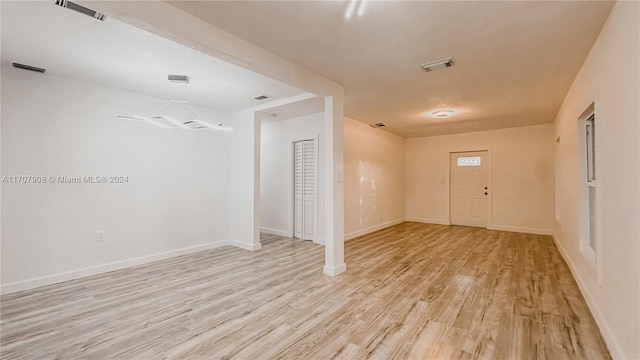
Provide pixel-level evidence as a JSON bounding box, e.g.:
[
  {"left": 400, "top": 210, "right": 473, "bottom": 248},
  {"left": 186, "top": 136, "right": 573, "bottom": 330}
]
[{"left": 118, "top": 75, "right": 232, "bottom": 131}]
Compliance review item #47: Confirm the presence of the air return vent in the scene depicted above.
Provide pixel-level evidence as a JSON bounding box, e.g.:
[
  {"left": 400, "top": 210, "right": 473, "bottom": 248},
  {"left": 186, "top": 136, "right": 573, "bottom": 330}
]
[
  {"left": 369, "top": 122, "right": 387, "bottom": 128},
  {"left": 168, "top": 75, "right": 189, "bottom": 83},
  {"left": 253, "top": 94, "right": 272, "bottom": 101},
  {"left": 13, "top": 62, "right": 46, "bottom": 73},
  {"left": 420, "top": 58, "right": 454, "bottom": 72},
  {"left": 54, "top": 0, "right": 106, "bottom": 21}
]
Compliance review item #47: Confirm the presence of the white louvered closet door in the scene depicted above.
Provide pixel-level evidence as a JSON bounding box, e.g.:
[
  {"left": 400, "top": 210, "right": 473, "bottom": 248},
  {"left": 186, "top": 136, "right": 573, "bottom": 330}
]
[{"left": 293, "top": 139, "right": 316, "bottom": 241}]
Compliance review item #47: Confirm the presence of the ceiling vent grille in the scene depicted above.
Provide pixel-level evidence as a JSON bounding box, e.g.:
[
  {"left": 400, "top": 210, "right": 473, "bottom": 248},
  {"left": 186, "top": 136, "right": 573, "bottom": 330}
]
[
  {"left": 369, "top": 122, "right": 387, "bottom": 128},
  {"left": 54, "top": 0, "right": 106, "bottom": 21},
  {"left": 253, "top": 94, "right": 272, "bottom": 101},
  {"left": 420, "top": 58, "right": 454, "bottom": 72},
  {"left": 13, "top": 62, "right": 46, "bottom": 73},
  {"left": 168, "top": 75, "right": 189, "bottom": 83}
]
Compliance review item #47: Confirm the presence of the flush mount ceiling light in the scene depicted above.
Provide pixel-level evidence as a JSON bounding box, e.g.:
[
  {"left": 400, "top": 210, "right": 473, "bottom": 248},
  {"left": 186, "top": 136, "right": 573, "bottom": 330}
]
[
  {"left": 430, "top": 109, "right": 456, "bottom": 118},
  {"left": 345, "top": 0, "right": 367, "bottom": 19},
  {"left": 118, "top": 75, "right": 232, "bottom": 131}
]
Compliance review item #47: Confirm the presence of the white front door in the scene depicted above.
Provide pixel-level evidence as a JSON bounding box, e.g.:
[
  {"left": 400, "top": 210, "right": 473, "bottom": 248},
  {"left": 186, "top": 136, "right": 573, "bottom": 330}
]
[
  {"left": 450, "top": 151, "right": 488, "bottom": 228},
  {"left": 293, "top": 139, "right": 316, "bottom": 241}
]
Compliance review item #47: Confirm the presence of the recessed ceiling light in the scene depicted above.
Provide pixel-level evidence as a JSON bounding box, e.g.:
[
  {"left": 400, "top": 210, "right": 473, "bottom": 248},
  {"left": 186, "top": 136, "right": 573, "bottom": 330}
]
[{"left": 430, "top": 109, "right": 456, "bottom": 118}]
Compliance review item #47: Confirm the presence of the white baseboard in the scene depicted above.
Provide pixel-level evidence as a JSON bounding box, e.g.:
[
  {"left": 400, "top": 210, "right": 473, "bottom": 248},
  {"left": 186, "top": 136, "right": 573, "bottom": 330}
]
[
  {"left": 229, "top": 240, "right": 262, "bottom": 251},
  {"left": 1, "top": 240, "right": 234, "bottom": 295},
  {"left": 551, "top": 233, "right": 625, "bottom": 360},
  {"left": 404, "top": 219, "right": 552, "bottom": 236},
  {"left": 405, "top": 217, "right": 451, "bottom": 226},
  {"left": 260, "top": 227, "right": 291, "bottom": 238},
  {"left": 259, "top": 227, "right": 324, "bottom": 245},
  {"left": 323, "top": 263, "right": 346, "bottom": 276},
  {"left": 344, "top": 218, "right": 406, "bottom": 241},
  {"left": 487, "top": 224, "right": 552, "bottom": 236}
]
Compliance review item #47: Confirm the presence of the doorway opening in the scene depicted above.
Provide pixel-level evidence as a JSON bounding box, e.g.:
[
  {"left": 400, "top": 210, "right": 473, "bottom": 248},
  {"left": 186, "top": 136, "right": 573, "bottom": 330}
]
[
  {"left": 258, "top": 96, "right": 325, "bottom": 245},
  {"left": 449, "top": 151, "right": 489, "bottom": 228}
]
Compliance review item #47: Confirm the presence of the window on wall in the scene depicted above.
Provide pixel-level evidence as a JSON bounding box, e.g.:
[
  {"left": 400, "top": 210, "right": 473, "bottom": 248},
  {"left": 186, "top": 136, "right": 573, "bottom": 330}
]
[
  {"left": 554, "top": 134, "right": 561, "bottom": 222},
  {"left": 457, "top": 156, "right": 481, "bottom": 166},
  {"left": 585, "top": 114, "right": 596, "bottom": 182},
  {"left": 578, "top": 106, "right": 597, "bottom": 271},
  {"left": 585, "top": 114, "right": 596, "bottom": 252}
]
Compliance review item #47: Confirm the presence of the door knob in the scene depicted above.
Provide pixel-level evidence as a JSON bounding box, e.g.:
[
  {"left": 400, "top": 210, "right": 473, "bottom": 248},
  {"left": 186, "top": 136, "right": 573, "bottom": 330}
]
[
  {"left": 484, "top": 187, "right": 488, "bottom": 190},
  {"left": 484, "top": 192, "right": 488, "bottom": 195}
]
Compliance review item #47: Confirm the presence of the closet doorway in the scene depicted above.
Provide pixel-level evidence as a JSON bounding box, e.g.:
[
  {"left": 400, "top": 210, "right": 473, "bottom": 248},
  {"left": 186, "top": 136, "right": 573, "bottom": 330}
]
[{"left": 293, "top": 139, "right": 318, "bottom": 241}]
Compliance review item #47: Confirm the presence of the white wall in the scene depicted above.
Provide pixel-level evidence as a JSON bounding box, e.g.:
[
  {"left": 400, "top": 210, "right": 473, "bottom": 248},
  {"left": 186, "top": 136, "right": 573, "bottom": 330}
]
[
  {"left": 405, "top": 124, "right": 555, "bottom": 234},
  {"left": 553, "top": 2, "right": 640, "bottom": 358},
  {"left": 343, "top": 117, "right": 406, "bottom": 239},
  {"left": 1, "top": 66, "right": 233, "bottom": 293},
  {"left": 260, "top": 113, "right": 325, "bottom": 241},
  {"left": 81, "top": 0, "right": 347, "bottom": 277}
]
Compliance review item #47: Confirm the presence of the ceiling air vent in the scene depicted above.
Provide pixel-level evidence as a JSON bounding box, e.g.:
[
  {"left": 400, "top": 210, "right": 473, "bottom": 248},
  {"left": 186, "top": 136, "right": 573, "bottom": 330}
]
[
  {"left": 168, "top": 75, "right": 189, "bottom": 83},
  {"left": 13, "top": 62, "right": 46, "bottom": 73},
  {"left": 420, "top": 58, "right": 453, "bottom": 72},
  {"left": 253, "top": 94, "right": 272, "bottom": 101},
  {"left": 54, "top": 0, "right": 106, "bottom": 21},
  {"left": 369, "top": 122, "right": 387, "bottom": 128}
]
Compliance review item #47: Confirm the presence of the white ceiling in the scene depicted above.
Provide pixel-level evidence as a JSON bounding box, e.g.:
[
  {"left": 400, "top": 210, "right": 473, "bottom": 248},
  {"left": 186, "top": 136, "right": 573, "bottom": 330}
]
[
  {"left": 0, "top": 1, "right": 305, "bottom": 113},
  {"left": 168, "top": 0, "right": 615, "bottom": 137},
  {"left": 260, "top": 96, "right": 325, "bottom": 124}
]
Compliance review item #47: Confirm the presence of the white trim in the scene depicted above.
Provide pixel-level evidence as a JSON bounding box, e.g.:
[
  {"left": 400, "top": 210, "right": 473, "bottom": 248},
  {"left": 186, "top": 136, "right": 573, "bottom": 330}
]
[
  {"left": 487, "top": 225, "right": 553, "bottom": 236},
  {"left": 314, "top": 237, "right": 325, "bottom": 245},
  {"left": 1, "top": 240, "right": 234, "bottom": 295},
  {"left": 229, "top": 240, "right": 262, "bottom": 251},
  {"left": 402, "top": 218, "right": 552, "bottom": 236},
  {"left": 313, "top": 133, "right": 320, "bottom": 244},
  {"left": 344, "top": 218, "right": 406, "bottom": 241},
  {"left": 323, "top": 263, "right": 346, "bottom": 276},
  {"left": 260, "top": 227, "right": 291, "bottom": 238},
  {"left": 551, "top": 233, "right": 625, "bottom": 360},
  {"left": 291, "top": 140, "right": 296, "bottom": 238},
  {"left": 405, "top": 217, "right": 451, "bottom": 226}
]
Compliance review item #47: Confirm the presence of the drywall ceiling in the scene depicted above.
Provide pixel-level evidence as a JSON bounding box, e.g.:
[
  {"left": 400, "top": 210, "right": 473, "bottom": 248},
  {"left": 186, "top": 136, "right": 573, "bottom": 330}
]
[
  {"left": 260, "top": 96, "right": 325, "bottom": 123},
  {"left": 0, "top": 1, "right": 305, "bottom": 113},
  {"left": 168, "top": 0, "right": 615, "bottom": 137}
]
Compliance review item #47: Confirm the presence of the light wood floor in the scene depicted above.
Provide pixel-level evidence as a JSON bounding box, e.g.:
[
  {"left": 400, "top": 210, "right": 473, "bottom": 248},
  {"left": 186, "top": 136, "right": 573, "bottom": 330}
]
[{"left": 1, "top": 222, "right": 610, "bottom": 359}]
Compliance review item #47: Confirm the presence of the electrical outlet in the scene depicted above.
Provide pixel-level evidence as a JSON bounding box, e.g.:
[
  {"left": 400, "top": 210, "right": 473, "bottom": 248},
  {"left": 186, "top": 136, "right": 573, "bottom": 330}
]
[
  {"left": 96, "top": 231, "right": 105, "bottom": 243},
  {"left": 379, "top": 215, "right": 384, "bottom": 222}
]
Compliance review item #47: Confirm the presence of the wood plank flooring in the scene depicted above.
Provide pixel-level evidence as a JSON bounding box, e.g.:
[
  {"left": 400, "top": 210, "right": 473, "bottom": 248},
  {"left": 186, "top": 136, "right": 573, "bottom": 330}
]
[{"left": 1, "top": 222, "right": 611, "bottom": 359}]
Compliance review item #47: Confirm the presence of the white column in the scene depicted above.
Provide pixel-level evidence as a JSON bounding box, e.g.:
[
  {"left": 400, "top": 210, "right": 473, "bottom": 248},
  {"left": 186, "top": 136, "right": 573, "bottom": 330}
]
[
  {"left": 323, "top": 96, "right": 346, "bottom": 276},
  {"left": 229, "top": 110, "right": 262, "bottom": 250}
]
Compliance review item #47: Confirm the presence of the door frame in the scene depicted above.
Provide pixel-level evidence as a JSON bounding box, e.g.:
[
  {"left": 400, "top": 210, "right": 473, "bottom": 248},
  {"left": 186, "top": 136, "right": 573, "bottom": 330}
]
[
  {"left": 290, "top": 134, "right": 320, "bottom": 242},
  {"left": 448, "top": 148, "right": 493, "bottom": 228}
]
